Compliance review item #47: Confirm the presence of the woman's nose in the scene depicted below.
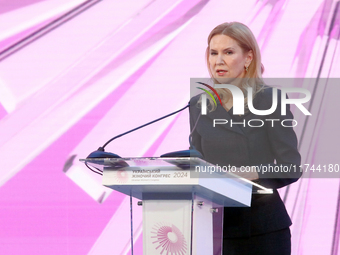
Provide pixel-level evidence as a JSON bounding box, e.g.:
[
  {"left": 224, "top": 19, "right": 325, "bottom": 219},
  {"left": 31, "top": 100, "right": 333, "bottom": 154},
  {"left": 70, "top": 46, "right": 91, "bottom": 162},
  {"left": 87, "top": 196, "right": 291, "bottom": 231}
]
[{"left": 216, "top": 54, "right": 224, "bottom": 65}]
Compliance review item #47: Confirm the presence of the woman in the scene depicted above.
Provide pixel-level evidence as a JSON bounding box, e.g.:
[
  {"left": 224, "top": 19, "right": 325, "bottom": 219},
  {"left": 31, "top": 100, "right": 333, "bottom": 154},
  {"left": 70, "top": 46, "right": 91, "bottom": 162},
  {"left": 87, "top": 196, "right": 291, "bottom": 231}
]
[{"left": 189, "top": 22, "right": 302, "bottom": 255}]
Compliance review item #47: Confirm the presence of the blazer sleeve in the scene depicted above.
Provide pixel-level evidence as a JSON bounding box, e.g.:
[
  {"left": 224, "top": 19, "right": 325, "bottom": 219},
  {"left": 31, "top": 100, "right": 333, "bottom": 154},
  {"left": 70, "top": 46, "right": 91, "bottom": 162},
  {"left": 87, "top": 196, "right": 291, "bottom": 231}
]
[
  {"left": 189, "top": 100, "right": 203, "bottom": 154},
  {"left": 255, "top": 89, "right": 302, "bottom": 189}
]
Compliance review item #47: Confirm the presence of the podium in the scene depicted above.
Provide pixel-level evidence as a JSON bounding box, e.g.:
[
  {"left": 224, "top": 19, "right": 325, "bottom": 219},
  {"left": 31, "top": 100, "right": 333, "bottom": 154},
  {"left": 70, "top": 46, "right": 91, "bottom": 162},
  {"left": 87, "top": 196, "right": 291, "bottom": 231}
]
[{"left": 81, "top": 157, "right": 271, "bottom": 255}]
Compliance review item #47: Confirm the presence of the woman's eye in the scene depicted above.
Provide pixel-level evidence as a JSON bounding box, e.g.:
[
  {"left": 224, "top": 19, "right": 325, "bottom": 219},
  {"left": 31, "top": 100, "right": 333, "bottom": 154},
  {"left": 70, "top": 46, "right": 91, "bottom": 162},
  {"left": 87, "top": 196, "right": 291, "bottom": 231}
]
[
  {"left": 226, "top": 51, "right": 233, "bottom": 55},
  {"left": 210, "top": 52, "right": 217, "bottom": 55}
]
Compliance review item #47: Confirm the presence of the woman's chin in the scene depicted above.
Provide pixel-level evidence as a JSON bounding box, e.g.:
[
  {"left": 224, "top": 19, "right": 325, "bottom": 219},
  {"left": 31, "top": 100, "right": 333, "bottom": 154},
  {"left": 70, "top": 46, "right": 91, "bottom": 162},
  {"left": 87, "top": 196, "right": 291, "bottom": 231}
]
[
  {"left": 213, "top": 76, "right": 246, "bottom": 87},
  {"left": 213, "top": 76, "right": 235, "bottom": 84}
]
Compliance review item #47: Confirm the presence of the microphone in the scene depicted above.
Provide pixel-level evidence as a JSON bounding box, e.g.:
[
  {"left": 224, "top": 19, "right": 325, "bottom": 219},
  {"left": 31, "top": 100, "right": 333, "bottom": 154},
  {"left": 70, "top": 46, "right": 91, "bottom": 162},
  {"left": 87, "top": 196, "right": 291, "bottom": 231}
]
[{"left": 87, "top": 103, "right": 191, "bottom": 159}]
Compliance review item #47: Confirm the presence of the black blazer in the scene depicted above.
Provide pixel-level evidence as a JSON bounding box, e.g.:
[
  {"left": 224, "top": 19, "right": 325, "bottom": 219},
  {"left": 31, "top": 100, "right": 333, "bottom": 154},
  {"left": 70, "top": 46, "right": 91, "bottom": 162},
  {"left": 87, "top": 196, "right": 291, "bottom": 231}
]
[{"left": 189, "top": 86, "right": 302, "bottom": 238}]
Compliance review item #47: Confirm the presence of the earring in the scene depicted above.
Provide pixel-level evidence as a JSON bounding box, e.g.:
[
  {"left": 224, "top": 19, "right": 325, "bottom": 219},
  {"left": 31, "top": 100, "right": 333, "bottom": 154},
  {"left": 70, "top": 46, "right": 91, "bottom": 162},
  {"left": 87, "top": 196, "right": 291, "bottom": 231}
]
[{"left": 245, "top": 65, "right": 249, "bottom": 72}]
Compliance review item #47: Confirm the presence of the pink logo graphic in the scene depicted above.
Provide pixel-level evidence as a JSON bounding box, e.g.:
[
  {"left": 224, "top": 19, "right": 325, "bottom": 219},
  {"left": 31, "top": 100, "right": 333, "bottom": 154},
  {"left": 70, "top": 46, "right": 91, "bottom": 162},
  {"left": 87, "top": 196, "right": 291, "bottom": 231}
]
[
  {"left": 113, "top": 169, "right": 129, "bottom": 184},
  {"left": 151, "top": 222, "right": 187, "bottom": 255}
]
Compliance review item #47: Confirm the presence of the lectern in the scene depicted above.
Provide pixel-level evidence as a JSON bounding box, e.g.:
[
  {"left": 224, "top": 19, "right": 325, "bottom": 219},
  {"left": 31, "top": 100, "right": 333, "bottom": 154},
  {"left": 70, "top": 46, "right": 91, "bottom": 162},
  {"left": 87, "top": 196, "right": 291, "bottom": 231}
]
[{"left": 81, "top": 157, "right": 271, "bottom": 255}]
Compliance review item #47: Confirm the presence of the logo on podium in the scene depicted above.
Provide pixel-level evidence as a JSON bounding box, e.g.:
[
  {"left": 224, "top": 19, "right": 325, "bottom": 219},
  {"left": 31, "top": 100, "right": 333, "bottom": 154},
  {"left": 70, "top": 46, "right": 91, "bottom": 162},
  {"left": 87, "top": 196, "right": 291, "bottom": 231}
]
[
  {"left": 151, "top": 222, "right": 187, "bottom": 254},
  {"left": 113, "top": 169, "right": 129, "bottom": 184}
]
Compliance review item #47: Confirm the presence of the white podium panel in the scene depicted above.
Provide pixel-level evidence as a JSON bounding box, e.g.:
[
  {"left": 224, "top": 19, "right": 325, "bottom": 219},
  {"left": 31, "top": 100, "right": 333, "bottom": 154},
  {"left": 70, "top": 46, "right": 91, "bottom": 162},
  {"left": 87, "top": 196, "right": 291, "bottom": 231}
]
[{"left": 143, "top": 200, "right": 192, "bottom": 255}]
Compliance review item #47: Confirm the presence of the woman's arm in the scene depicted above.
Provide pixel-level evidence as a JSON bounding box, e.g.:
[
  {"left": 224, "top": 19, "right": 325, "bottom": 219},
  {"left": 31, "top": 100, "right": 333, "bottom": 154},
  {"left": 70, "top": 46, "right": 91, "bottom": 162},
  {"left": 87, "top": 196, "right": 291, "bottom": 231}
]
[
  {"left": 254, "top": 88, "right": 302, "bottom": 189},
  {"left": 189, "top": 101, "right": 203, "bottom": 154}
]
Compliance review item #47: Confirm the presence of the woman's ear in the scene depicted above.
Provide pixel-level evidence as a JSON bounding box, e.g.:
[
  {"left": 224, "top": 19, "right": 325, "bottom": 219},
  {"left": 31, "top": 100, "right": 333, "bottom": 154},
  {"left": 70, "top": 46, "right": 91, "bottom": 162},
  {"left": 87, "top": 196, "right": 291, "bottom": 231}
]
[{"left": 245, "top": 50, "right": 253, "bottom": 66}]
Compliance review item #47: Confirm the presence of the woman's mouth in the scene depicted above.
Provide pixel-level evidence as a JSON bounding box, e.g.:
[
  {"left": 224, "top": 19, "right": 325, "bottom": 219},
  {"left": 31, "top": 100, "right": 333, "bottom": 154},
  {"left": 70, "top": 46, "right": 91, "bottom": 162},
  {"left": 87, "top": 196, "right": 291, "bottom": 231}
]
[{"left": 216, "top": 69, "right": 227, "bottom": 76}]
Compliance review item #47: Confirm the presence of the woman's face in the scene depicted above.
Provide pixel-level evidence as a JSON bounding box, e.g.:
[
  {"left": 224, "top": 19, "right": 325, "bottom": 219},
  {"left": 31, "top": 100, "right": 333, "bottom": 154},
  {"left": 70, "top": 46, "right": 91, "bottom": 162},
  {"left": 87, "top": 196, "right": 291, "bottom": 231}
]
[{"left": 208, "top": 34, "right": 253, "bottom": 84}]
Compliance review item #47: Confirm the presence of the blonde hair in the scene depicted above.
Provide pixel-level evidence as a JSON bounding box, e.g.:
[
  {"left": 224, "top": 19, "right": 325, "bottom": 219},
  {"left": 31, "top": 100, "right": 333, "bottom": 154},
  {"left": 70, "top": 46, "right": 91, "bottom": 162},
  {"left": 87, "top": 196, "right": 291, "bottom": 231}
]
[{"left": 203, "top": 22, "right": 265, "bottom": 112}]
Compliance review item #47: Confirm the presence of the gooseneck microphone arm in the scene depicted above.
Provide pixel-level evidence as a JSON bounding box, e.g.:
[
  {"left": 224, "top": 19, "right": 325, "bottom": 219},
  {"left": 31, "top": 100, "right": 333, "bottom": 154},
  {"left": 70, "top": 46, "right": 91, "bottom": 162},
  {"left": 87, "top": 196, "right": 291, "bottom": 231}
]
[
  {"left": 101, "top": 103, "right": 190, "bottom": 150},
  {"left": 87, "top": 103, "right": 190, "bottom": 158}
]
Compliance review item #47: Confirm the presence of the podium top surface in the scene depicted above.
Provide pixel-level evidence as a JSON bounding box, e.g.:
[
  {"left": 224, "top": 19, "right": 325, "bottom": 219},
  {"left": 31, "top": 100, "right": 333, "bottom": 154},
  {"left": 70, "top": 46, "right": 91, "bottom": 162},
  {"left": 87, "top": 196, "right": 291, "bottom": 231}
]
[
  {"left": 80, "top": 157, "right": 210, "bottom": 169},
  {"left": 80, "top": 157, "right": 272, "bottom": 192},
  {"left": 80, "top": 157, "right": 273, "bottom": 206}
]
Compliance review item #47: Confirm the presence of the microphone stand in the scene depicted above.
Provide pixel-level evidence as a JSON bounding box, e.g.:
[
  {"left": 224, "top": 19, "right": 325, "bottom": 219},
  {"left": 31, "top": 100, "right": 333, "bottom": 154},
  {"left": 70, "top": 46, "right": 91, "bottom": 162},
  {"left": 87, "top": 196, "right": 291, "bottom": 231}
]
[{"left": 87, "top": 103, "right": 198, "bottom": 158}]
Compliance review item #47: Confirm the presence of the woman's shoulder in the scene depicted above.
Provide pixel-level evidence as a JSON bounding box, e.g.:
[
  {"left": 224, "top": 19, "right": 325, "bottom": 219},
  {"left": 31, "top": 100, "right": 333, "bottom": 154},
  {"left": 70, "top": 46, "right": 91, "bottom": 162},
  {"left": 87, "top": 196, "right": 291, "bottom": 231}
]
[{"left": 189, "top": 93, "right": 203, "bottom": 105}]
